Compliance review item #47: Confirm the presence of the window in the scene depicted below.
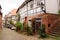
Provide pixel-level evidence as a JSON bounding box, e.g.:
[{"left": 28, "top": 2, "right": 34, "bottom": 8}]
[
  {"left": 36, "top": 0, "right": 43, "bottom": 7},
  {"left": 30, "top": 10, "right": 34, "bottom": 15},
  {"left": 30, "top": 3, "right": 33, "bottom": 8},
  {"left": 28, "top": 10, "right": 31, "bottom": 16},
  {"left": 37, "top": 0, "right": 41, "bottom": 6},
  {"left": 48, "top": 24, "right": 51, "bottom": 27},
  {"left": 34, "top": 9, "right": 37, "bottom": 14},
  {"left": 30, "top": 1, "right": 34, "bottom": 8},
  {"left": 37, "top": 7, "right": 41, "bottom": 12}
]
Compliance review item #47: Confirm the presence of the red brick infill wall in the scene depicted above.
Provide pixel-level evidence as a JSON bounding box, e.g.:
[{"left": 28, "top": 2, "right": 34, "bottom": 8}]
[{"left": 23, "top": 13, "right": 60, "bottom": 35}]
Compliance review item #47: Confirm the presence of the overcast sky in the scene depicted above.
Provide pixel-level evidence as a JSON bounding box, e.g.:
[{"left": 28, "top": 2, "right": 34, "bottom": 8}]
[{"left": 0, "top": 0, "right": 25, "bottom": 17}]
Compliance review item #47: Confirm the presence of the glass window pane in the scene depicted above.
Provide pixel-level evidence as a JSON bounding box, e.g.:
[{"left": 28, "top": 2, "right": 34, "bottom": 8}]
[
  {"left": 37, "top": 7, "right": 41, "bottom": 13},
  {"left": 28, "top": 11, "right": 31, "bottom": 16}
]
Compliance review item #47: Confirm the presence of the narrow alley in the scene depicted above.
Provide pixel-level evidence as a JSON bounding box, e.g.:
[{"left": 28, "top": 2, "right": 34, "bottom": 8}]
[
  {"left": 0, "top": 28, "right": 38, "bottom": 40},
  {"left": 0, "top": 28, "right": 27, "bottom": 40}
]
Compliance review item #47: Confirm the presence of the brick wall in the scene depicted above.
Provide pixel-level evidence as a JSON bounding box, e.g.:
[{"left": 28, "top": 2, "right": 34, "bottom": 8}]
[{"left": 23, "top": 13, "right": 60, "bottom": 34}]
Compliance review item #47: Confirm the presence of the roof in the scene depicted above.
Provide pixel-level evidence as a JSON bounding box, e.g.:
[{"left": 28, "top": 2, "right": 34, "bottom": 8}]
[
  {"left": 16, "top": 0, "right": 33, "bottom": 13},
  {"left": 11, "top": 9, "right": 17, "bottom": 16}
]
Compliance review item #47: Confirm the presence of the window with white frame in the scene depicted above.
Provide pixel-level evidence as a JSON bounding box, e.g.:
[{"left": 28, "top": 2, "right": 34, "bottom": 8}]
[
  {"left": 25, "top": 12, "right": 27, "bottom": 17},
  {"left": 25, "top": 5, "right": 27, "bottom": 11},
  {"left": 35, "top": 0, "right": 41, "bottom": 7},
  {"left": 30, "top": 1, "right": 34, "bottom": 9},
  {"left": 35, "top": 0, "right": 45, "bottom": 7},
  {"left": 30, "top": 10, "right": 34, "bottom": 15},
  {"left": 34, "top": 9, "right": 37, "bottom": 14},
  {"left": 28, "top": 2, "right": 31, "bottom": 10},
  {"left": 28, "top": 9, "right": 34, "bottom": 16},
  {"left": 28, "top": 10, "right": 31, "bottom": 16},
  {"left": 37, "top": 7, "right": 41, "bottom": 13},
  {"left": 34, "top": 3, "right": 36, "bottom": 8},
  {"left": 37, "top": 0, "right": 41, "bottom": 6}
]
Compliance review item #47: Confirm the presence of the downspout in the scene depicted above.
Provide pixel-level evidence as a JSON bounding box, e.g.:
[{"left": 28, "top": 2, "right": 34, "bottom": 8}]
[{"left": 44, "top": 0, "right": 46, "bottom": 13}]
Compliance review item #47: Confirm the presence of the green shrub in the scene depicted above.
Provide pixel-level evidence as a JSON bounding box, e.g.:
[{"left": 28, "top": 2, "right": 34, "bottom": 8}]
[
  {"left": 58, "top": 10, "right": 60, "bottom": 14},
  {"left": 23, "top": 22, "right": 33, "bottom": 35},
  {"left": 10, "top": 20, "right": 14, "bottom": 25},
  {"left": 39, "top": 24, "right": 47, "bottom": 38},
  {"left": 16, "top": 21, "right": 23, "bottom": 31},
  {"left": 27, "top": 26, "right": 33, "bottom": 35},
  {"left": 24, "top": 23, "right": 28, "bottom": 30}
]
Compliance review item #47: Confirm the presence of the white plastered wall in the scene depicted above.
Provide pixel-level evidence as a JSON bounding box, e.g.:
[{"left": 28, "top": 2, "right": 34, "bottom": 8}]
[{"left": 45, "top": 0, "right": 59, "bottom": 14}]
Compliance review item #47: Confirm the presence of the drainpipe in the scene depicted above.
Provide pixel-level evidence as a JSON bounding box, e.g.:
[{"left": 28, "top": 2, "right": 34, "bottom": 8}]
[
  {"left": 41, "top": 0, "right": 46, "bottom": 13},
  {"left": 44, "top": 0, "right": 46, "bottom": 13}
]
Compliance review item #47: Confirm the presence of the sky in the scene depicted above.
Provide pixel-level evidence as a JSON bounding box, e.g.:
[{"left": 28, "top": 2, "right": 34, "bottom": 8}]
[{"left": 0, "top": 0, "right": 25, "bottom": 17}]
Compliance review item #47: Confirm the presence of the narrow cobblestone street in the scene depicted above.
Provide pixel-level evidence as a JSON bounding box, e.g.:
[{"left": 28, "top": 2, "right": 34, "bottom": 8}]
[
  {"left": 0, "top": 28, "right": 27, "bottom": 40},
  {"left": 0, "top": 27, "right": 57, "bottom": 40},
  {"left": 0, "top": 28, "right": 38, "bottom": 40}
]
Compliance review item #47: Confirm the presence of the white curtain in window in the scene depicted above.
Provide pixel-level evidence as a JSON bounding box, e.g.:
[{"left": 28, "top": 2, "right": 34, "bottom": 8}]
[
  {"left": 34, "top": 9, "right": 37, "bottom": 14},
  {"left": 28, "top": 10, "right": 31, "bottom": 16},
  {"left": 37, "top": 7, "right": 41, "bottom": 13},
  {"left": 30, "top": 10, "right": 34, "bottom": 14}
]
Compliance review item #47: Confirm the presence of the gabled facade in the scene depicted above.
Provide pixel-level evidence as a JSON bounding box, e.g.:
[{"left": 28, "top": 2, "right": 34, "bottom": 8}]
[
  {"left": 6, "top": 9, "right": 18, "bottom": 24},
  {"left": 17, "top": 0, "right": 60, "bottom": 23},
  {"left": 17, "top": 0, "right": 60, "bottom": 35}
]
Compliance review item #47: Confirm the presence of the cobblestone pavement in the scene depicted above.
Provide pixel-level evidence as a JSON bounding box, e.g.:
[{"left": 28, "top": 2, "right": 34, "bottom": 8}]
[
  {"left": 0, "top": 28, "right": 55, "bottom": 40},
  {"left": 0, "top": 28, "right": 38, "bottom": 40},
  {"left": 0, "top": 28, "right": 27, "bottom": 40}
]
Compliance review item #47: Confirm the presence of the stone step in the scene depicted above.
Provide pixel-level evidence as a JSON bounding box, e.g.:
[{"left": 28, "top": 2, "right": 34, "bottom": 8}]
[
  {"left": 54, "top": 28, "right": 60, "bottom": 30},
  {"left": 53, "top": 29, "right": 60, "bottom": 31},
  {"left": 51, "top": 32, "right": 60, "bottom": 35},
  {"left": 50, "top": 29, "right": 60, "bottom": 37},
  {"left": 49, "top": 33, "right": 60, "bottom": 37}
]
